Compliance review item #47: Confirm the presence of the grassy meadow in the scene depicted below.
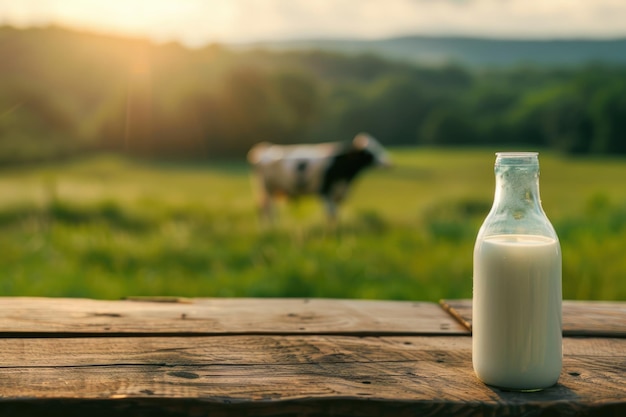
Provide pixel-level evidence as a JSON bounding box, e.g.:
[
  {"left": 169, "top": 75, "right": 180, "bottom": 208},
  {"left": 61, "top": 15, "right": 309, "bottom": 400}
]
[{"left": 1, "top": 148, "right": 625, "bottom": 301}]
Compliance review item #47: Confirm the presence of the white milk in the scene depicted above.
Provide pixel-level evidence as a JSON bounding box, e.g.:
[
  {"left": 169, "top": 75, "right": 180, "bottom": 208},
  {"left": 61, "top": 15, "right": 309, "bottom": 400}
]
[{"left": 473, "top": 234, "right": 562, "bottom": 391}]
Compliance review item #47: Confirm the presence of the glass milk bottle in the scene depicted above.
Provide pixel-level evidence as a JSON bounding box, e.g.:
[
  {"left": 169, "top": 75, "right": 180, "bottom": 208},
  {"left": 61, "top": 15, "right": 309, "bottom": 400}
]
[{"left": 473, "top": 152, "right": 562, "bottom": 391}]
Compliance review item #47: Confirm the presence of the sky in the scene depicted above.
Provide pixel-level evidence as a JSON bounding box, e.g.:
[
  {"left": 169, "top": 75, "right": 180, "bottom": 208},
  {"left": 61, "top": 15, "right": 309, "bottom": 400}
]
[{"left": 1, "top": 0, "right": 625, "bottom": 47}]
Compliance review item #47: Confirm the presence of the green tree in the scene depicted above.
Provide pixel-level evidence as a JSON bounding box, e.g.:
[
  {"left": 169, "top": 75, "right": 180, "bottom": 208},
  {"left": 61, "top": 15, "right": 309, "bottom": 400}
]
[
  {"left": 589, "top": 80, "right": 626, "bottom": 154},
  {"left": 420, "top": 107, "right": 478, "bottom": 146}
]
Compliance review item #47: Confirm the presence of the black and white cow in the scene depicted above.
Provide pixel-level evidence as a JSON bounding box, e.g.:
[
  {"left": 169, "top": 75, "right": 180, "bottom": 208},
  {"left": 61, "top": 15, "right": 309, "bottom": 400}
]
[{"left": 247, "top": 133, "right": 390, "bottom": 221}]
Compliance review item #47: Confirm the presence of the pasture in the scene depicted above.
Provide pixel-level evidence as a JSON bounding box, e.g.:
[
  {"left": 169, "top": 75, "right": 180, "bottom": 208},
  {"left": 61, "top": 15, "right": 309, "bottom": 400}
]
[{"left": 1, "top": 148, "right": 625, "bottom": 301}]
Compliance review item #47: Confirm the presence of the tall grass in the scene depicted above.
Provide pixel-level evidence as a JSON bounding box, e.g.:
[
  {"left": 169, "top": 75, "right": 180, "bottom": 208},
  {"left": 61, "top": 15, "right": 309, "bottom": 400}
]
[{"left": 1, "top": 149, "right": 625, "bottom": 301}]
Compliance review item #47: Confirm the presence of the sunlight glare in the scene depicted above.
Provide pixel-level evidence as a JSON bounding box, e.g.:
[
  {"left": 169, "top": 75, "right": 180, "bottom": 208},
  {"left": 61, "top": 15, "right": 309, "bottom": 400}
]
[{"left": 7, "top": 0, "right": 237, "bottom": 45}]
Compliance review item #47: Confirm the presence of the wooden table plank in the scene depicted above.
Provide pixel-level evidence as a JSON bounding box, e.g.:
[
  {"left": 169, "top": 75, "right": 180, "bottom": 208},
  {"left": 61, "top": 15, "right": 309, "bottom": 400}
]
[
  {"left": 0, "top": 335, "right": 624, "bottom": 416},
  {"left": 0, "top": 297, "right": 468, "bottom": 337},
  {"left": 1, "top": 298, "right": 624, "bottom": 416},
  {"left": 440, "top": 299, "right": 626, "bottom": 337}
]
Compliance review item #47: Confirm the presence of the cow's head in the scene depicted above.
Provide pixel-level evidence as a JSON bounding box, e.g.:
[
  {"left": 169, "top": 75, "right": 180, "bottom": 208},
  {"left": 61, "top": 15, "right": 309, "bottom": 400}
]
[{"left": 352, "top": 133, "right": 392, "bottom": 168}]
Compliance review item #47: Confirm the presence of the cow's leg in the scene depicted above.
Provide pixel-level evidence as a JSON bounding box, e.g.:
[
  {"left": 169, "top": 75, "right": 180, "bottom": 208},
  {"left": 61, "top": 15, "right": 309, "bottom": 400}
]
[
  {"left": 259, "top": 193, "right": 275, "bottom": 223},
  {"left": 322, "top": 180, "right": 349, "bottom": 225},
  {"left": 322, "top": 197, "right": 339, "bottom": 225}
]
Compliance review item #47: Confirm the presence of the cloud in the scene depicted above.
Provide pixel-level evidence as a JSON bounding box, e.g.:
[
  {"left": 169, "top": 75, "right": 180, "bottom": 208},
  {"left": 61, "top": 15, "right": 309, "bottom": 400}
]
[
  {"left": 0, "top": 0, "right": 625, "bottom": 46},
  {"left": 213, "top": 0, "right": 626, "bottom": 41}
]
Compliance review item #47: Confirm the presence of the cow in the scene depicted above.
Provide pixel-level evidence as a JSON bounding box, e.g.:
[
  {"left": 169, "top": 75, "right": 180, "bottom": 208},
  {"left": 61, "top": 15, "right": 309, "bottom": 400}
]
[{"left": 247, "top": 133, "right": 390, "bottom": 222}]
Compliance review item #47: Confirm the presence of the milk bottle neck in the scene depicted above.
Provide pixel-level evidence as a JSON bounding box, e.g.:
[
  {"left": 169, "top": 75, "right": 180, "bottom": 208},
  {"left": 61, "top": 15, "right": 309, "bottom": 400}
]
[
  {"left": 480, "top": 152, "right": 556, "bottom": 239},
  {"left": 493, "top": 162, "right": 543, "bottom": 215}
]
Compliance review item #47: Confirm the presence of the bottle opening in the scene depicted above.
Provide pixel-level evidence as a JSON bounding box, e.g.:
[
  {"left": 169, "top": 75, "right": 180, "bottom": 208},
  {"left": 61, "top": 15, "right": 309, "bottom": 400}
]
[{"left": 495, "top": 152, "right": 539, "bottom": 166}]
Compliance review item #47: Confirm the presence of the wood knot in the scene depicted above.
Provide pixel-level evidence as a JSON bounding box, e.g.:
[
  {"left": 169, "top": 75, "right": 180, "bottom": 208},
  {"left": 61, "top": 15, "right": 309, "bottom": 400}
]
[
  {"left": 168, "top": 371, "right": 200, "bottom": 379},
  {"left": 91, "top": 313, "right": 122, "bottom": 318}
]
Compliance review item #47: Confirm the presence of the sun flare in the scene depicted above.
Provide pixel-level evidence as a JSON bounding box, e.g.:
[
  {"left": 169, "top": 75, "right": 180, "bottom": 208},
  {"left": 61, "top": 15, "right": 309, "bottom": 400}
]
[{"left": 4, "top": 0, "right": 238, "bottom": 46}]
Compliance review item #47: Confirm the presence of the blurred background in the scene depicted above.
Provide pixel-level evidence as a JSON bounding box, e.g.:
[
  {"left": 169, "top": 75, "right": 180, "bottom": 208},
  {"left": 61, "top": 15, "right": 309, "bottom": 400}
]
[{"left": 1, "top": 0, "right": 625, "bottom": 301}]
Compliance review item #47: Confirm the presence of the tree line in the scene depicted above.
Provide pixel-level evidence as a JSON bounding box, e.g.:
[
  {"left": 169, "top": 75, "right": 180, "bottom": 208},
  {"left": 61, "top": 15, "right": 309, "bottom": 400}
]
[{"left": 1, "top": 26, "right": 625, "bottom": 164}]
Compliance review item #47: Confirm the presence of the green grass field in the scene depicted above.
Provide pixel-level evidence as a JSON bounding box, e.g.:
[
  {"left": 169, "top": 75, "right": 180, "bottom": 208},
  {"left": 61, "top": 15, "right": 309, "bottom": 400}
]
[{"left": 1, "top": 148, "right": 625, "bottom": 301}]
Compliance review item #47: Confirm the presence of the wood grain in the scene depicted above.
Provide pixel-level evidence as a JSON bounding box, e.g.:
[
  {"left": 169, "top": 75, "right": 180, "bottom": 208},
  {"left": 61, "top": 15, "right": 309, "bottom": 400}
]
[
  {"left": 0, "top": 297, "right": 468, "bottom": 336},
  {"left": 440, "top": 299, "right": 626, "bottom": 337},
  {"left": 0, "top": 335, "right": 624, "bottom": 417}
]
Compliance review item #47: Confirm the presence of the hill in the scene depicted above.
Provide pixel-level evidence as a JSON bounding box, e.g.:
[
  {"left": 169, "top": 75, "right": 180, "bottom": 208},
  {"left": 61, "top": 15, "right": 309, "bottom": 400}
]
[{"left": 240, "top": 36, "right": 626, "bottom": 67}]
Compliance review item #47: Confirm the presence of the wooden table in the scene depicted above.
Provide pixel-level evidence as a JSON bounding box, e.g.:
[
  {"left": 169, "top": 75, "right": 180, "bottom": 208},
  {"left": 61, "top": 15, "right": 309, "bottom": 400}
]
[{"left": 0, "top": 297, "right": 624, "bottom": 416}]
